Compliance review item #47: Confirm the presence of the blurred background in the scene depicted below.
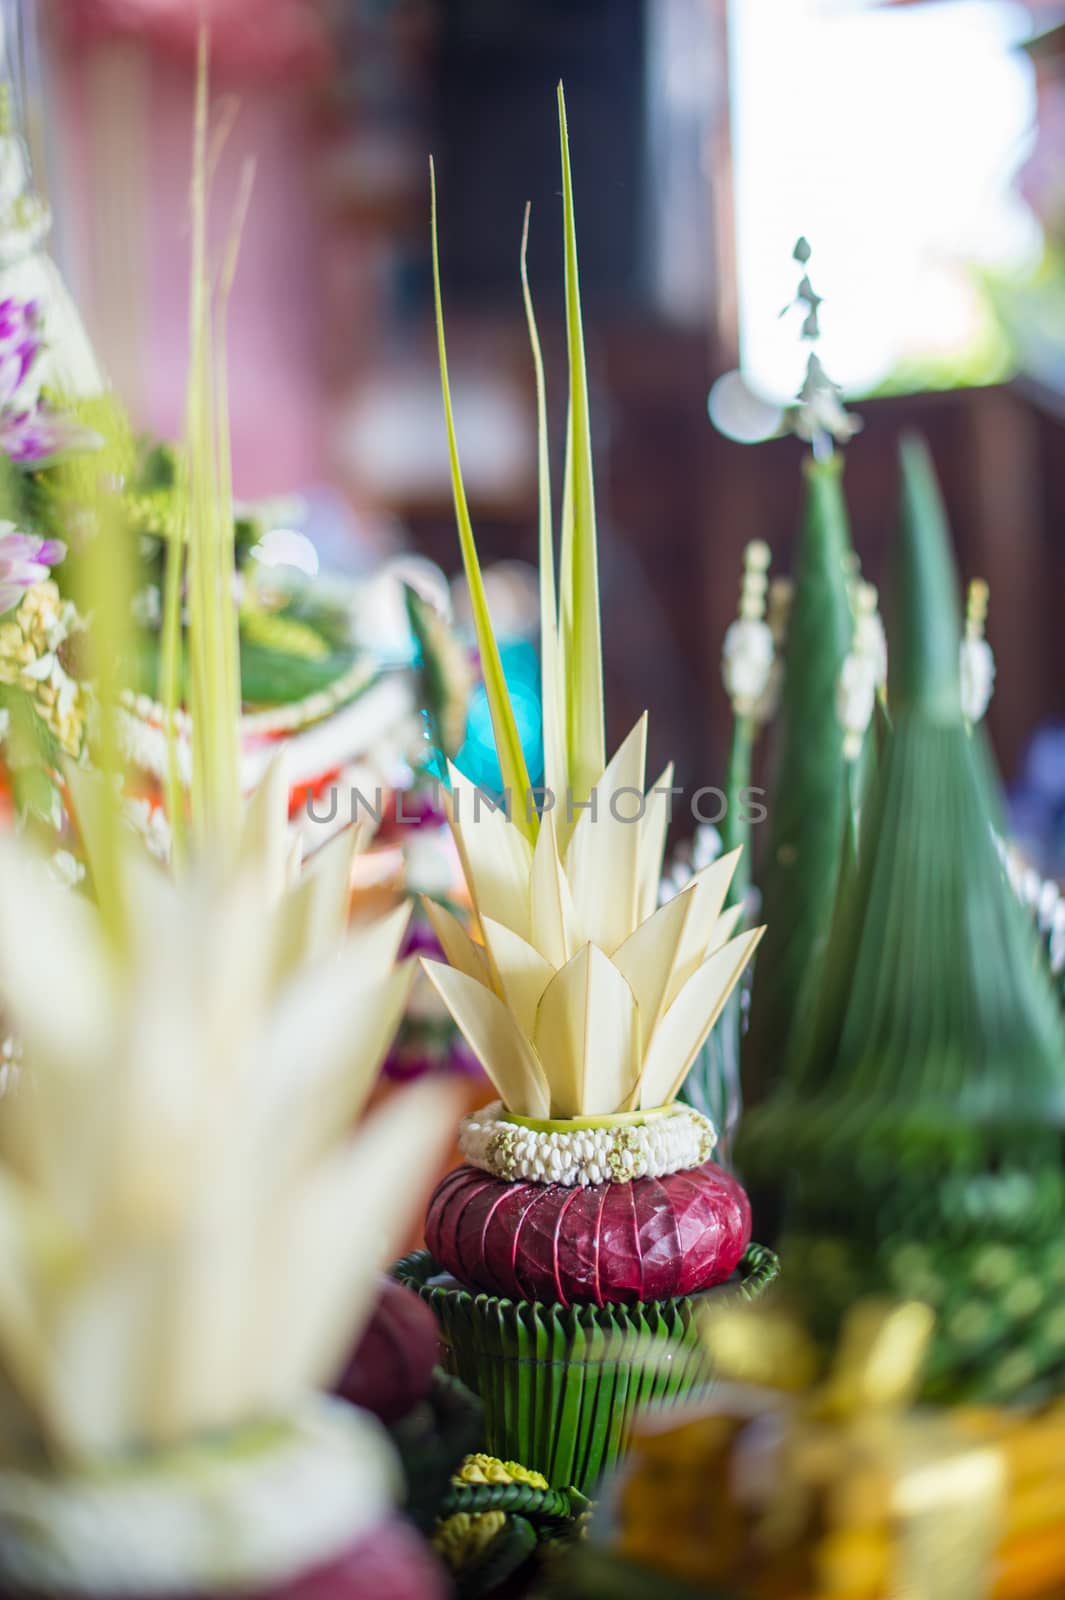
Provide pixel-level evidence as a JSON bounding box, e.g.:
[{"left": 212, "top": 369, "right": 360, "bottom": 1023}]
[{"left": 20, "top": 0, "right": 1065, "bottom": 864}]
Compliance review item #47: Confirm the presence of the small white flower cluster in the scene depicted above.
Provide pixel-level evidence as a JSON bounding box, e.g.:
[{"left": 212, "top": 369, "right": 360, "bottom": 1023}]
[
  {"left": 119, "top": 690, "right": 192, "bottom": 734},
  {"left": 837, "top": 582, "right": 886, "bottom": 762},
  {"left": 1001, "top": 841, "right": 1065, "bottom": 977},
  {"left": 48, "top": 850, "right": 85, "bottom": 888},
  {"left": 960, "top": 637, "right": 994, "bottom": 725},
  {"left": 960, "top": 578, "right": 995, "bottom": 726},
  {"left": 460, "top": 1100, "right": 717, "bottom": 1188},
  {"left": 723, "top": 617, "right": 774, "bottom": 716},
  {"left": 117, "top": 654, "right": 379, "bottom": 783},
  {"left": 123, "top": 797, "right": 174, "bottom": 865},
  {"left": 240, "top": 657, "right": 375, "bottom": 738},
  {"left": 0, "top": 1034, "right": 21, "bottom": 1100},
  {"left": 837, "top": 653, "right": 876, "bottom": 762},
  {"left": 116, "top": 700, "right": 192, "bottom": 786},
  {"left": 722, "top": 541, "right": 776, "bottom": 722}
]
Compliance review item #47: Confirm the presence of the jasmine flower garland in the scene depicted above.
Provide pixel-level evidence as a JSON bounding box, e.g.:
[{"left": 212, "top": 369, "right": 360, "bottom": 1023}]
[
  {"left": 0, "top": 579, "right": 89, "bottom": 757},
  {"left": 459, "top": 1100, "right": 717, "bottom": 1187}
]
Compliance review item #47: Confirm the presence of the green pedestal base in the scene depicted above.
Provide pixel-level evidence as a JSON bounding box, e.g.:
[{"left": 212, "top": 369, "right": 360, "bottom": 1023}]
[{"left": 394, "top": 1244, "right": 778, "bottom": 1494}]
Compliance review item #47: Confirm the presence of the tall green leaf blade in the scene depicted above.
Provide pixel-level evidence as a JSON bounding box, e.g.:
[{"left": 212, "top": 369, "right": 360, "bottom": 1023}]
[
  {"left": 430, "top": 159, "right": 536, "bottom": 840},
  {"left": 520, "top": 203, "right": 564, "bottom": 799},
  {"left": 557, "top": 84, "right": 605, "bottom": 808},
  {"left": 893, "top": 433, "right": 963, "bottom": 721},
  {"left": 182, "top": 30, "right": 243, "bottom": 865}
]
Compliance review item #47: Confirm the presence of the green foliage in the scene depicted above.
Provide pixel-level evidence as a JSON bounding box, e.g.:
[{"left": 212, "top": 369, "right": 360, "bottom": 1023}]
[
  {"left": 406, "top": 586, "right": 471, "bottom": 763},
  {"left": 130, "top": 626, "right": 357, "bottom": 709},
  {"left": 428, "top": 85, "right": 609, "bottom": 834},
  {"left": 430, "top": 157, "right": 535, "bottom": 835},
  {"left": 794, "top": 439, "right": 1064, "bottom": 1145},
  {"left": 782, "top": 1225, "right": 1065, "bottom": 1405},
  {"left": 0, "top": 686, "right": 63, "bottom": 834},
  {"left": 556, "top": 84, "right": 605, "bottom": 811}
]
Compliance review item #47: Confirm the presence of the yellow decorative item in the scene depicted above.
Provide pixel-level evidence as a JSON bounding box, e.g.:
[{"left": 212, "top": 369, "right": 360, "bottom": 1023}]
[
  {"left": 433, "top": 1510, "right": 508, "bottom": 1571},
  {"left": 456, "top": 1455, "right": 549, "bottom": 1490},
  {"left": 431, "top": 1454, "right": 570, "bottom": 1578},
  {"left": 613, "top": 1296, "right": 1043, "bottom": 1600}
]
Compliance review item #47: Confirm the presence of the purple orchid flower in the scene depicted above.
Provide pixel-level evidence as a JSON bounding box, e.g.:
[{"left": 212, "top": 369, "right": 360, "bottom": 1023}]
[
  {"left": 0, "top": 525, "right": 67, "bottom": 615},
  {"left": 0, "top": 299, "right": 42, "bottom": 410},
  {"left": 0, "top": 408, "right": 99, "bottom": 466},
  {"left": 0, "top": 296, "right": 99, "bottom": 467}
]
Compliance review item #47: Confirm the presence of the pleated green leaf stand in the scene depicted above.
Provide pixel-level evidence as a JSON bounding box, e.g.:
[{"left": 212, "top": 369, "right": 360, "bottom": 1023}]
[{"left": 394, "top": 1246, "right": 778, "bottom": 1492}]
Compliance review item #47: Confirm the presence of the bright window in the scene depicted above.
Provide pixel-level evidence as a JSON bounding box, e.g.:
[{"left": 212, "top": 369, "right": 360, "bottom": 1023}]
[{"left": 729, "top": 0, "right": 1041, "bottom": 400}]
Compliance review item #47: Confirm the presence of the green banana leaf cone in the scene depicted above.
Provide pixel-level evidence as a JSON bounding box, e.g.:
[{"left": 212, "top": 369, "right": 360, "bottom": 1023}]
[
  {"left": 738, "top": 436, "right": 1065, "bottom": 1401},
  {"left": 743, "top": 455, "right": 855, "bottom": 1104}
]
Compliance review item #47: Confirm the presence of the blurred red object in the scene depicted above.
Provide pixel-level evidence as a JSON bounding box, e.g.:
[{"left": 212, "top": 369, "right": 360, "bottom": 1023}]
[
  {"left": 337, "top": 1277, "right": 440, "bottom": 1424},
  {"left": 60, "top": 0, "right": 332, "bottom": 81}
]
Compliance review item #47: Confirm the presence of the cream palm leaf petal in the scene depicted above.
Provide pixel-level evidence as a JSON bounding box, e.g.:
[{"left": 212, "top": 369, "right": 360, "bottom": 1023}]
[
  {"left": 0, "top": 831, "right": 457, "bottom": 1467},
  {"left": 423, "top": 772, "right": 759, "bottom": 1119},
  {"left": 423, "top": 86, "right": 762, "bottom": 1122}
]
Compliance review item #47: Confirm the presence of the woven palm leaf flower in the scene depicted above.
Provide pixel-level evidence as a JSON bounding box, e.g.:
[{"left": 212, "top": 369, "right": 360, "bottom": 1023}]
[
  {"left": 0, "top": 47, "right": 456, "bottom": 1600},
  {"left": 421, "top": 87, "right": 762, "bottom": 1133},
  {"left": 0, "top": 828, "right": 455, "bottom": 1590},
  {"left": 0, "top": 835, "right": 431, "bottom": 1461}
]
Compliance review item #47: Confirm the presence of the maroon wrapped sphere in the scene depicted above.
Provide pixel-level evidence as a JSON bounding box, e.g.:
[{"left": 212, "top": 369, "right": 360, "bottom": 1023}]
[
  {"left": 425, "top": 1160, "right": 752, "bottom": 1308},
  {"left": 0, "top": 1516, "right": 447, "bottom": 1600},
  {"left": 259, "top": 1517, "right": 448, "bottom": 1600},
  {"left": 336, "top": 1277, "right": 441, "bottom": 1423}
]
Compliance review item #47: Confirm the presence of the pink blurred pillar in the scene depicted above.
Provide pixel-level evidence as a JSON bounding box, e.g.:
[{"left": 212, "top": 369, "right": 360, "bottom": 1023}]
[{"left": 51, "top": 35, "right": 329, "bottom": 498}]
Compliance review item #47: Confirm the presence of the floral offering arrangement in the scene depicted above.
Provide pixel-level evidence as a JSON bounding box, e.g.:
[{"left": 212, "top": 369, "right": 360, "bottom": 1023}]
[
  {"left": 0, "top": 43, "right": 467, "bottom": 1600},
  {"left": 395, "top": 86, "right": 776, "bottom": 1495}
]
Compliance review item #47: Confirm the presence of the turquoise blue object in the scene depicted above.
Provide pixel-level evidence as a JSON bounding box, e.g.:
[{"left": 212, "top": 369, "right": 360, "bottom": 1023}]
[{"left": 454, "top": 641, "right": 543, "bottom": 793}]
